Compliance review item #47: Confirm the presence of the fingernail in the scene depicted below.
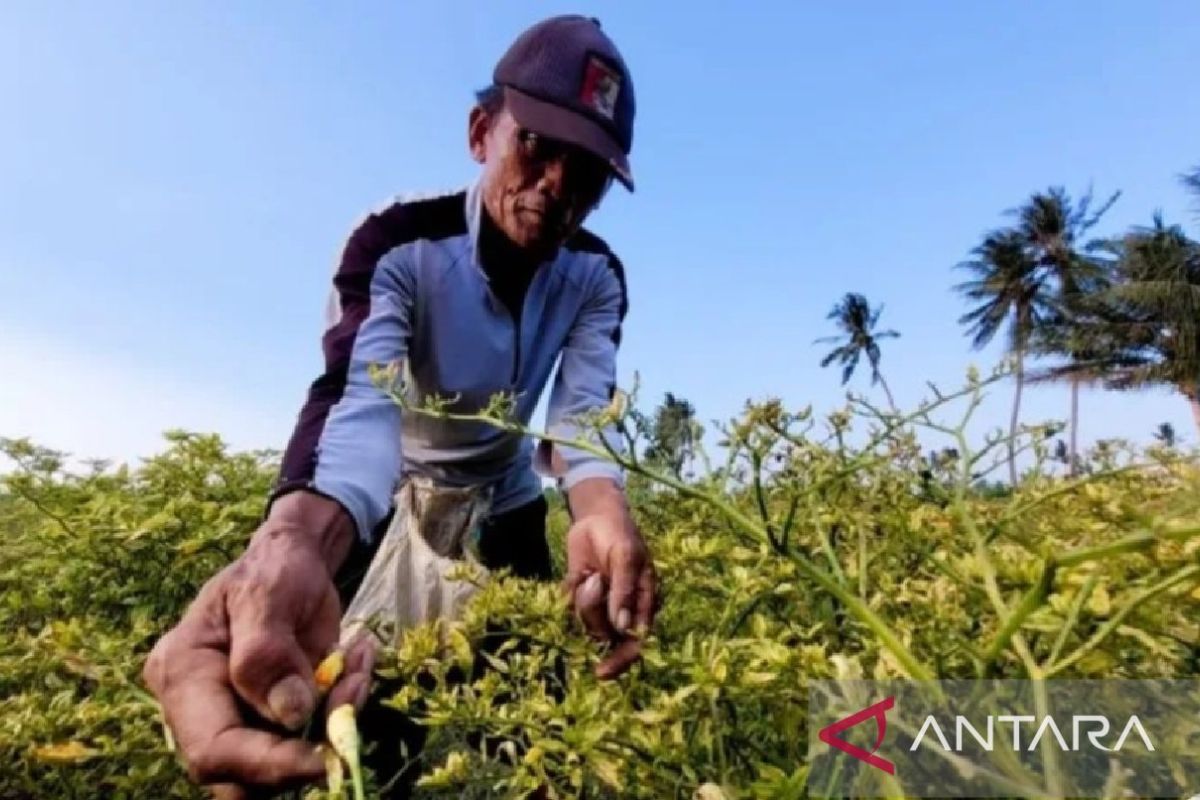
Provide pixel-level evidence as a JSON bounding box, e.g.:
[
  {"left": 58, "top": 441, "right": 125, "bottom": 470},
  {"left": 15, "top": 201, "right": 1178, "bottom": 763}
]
[
  {"left": 616, "top": 608, "right": 631, "bottom": 632},
  {"left": 267, "top": 675, "right": 313, "bottom": 730}
]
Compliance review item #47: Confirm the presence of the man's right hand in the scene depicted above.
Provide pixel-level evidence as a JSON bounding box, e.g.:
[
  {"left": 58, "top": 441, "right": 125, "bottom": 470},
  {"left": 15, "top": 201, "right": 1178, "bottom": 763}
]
[{"left": 142, "top": 492, "right": 374, "bottom": 799}]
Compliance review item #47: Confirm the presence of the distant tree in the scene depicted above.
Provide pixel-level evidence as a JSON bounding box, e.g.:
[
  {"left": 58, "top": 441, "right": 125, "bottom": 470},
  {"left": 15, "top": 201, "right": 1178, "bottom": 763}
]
[
  {"left": 1013, "top": 187, "right": 1119, "bottom": 475},
  {"left": 955, "top": 230, "right": 1053, "bottom": 484},
  {"left": 1085, "top": 215, "right": 1200, "bottom": 434},
  {"left": 1154, "top": 422, "right": 1177, "bottom": 448},
  {"left": 1183, "top": 165, "right": 1200, "bottom": 219},
  {"left": 815, "top": 292, "right": 900, "bottom": 410},
  {"left": 642, "top": 392, "right": 701, "bottom": 478}
]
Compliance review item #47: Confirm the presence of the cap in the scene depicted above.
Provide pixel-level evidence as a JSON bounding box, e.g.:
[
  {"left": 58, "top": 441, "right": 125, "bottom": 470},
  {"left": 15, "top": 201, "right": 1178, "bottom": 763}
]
[{"left": 493, "top": 15, "right": 636, "bottom": 191}]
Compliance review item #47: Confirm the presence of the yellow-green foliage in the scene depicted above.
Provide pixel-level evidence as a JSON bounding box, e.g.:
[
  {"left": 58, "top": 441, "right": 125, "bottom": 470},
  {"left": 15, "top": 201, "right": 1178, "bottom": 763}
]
[
  {"left": 0, "top": 432, "right": 275, "bottom": 799},
  {"left": 2, "top": 376, "right": 1198, "bottom": 799}
]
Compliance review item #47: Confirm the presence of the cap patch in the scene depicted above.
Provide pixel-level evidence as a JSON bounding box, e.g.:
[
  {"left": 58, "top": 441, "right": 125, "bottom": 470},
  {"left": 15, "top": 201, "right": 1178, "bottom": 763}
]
[{"left": 579, "top": 55, "right": 621, "bottom": 120}]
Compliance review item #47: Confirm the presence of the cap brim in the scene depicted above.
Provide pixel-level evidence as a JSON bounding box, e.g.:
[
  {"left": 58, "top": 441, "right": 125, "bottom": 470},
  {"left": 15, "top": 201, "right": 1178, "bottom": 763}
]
[{"left": 502, "top": 86, "right": 634, "bottom": 192}]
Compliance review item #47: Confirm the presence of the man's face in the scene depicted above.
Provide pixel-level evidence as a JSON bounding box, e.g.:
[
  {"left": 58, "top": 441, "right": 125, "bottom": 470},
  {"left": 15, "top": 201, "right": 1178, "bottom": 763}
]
[{"left": 470, "top": 105, "right": 613, "bottom": 258}]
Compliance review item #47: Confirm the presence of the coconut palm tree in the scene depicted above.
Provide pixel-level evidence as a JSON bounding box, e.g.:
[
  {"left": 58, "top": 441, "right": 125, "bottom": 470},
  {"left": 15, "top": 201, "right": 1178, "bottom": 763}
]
[
  {"left": 955, "top": 229, "right": 1053, "bottom": 484},
  {"left": 1011, "top": 187, "right": 1119, "bottom": 474},
  {"left": 1009, "top": 188, "right": 1119, "bottom": 289},
  {"left": 1027, "top": 303, "right": 1112, "bottom": 474},
  {"left": 1092, "top": 215, "right": 1200, "bottom": 433},
  {"left": 1154, "top": 422, "right": 1177, "bottom": 448},
  {"left": 1183, "top": 165, "right": 1200, "bottom": 216},
  {"left": 1037, "top": 211, "right": 1200, "bottom": 434},
  {"left": 815, "top": 292, "right": 900, "bottom": 410}
]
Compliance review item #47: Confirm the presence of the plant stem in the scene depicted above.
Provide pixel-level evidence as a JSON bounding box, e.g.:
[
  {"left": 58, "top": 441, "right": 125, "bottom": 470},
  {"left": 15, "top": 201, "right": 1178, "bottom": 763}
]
[
  {"left": 1044, "top": 573, "right": 1099, "bottom": 669},
  {"left": 389, "top": 385, "right": 934, "bottom": 681},
  {"left": 949, "top": 425, "right": 1044, "bottom": 682},
  {"left": 813, "top": 513, "right": 848, "bottom": 585},
  {"left": 876, "top": 372, "right": 899, "bottom": 413},
  {"left": 1045, "top": 564, "right": 1200, "bottom": 677},
  {"left": 1055, "top": 525, "right": 1199, "bottom": 567},
  {"left": 996, "top": 462, "right": 1168, "bottom": 527},
  {"left": 858, "top": 526, "right": 868, "bottom": 600},
  {"left": 750, "top": 451, "right": 780, "bottom": 552},
  {"left": 779, "top": 492, "right": 801, "bottom": 552},
  {"left": 981, "top": 559, "right": 1056, "bottom": 670}
]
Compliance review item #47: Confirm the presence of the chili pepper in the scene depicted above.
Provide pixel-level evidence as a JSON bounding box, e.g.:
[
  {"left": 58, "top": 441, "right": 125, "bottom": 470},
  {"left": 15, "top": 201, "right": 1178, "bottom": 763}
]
[
  {"left": 314, "top": 649, "right": 345, "bottom": 695},
  {"left": 327, "top": 703, "right": 365, "bottom": 800}
]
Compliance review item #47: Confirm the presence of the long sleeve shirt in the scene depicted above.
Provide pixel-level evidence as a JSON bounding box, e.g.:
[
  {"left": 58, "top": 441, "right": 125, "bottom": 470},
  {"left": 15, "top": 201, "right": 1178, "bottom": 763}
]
[{"left": 270, "top": 179, "right": 629, "bottom": 542}]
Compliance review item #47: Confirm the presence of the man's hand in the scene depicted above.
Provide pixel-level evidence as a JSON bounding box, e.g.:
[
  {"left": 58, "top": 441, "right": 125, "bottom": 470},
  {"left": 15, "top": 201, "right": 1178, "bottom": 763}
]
[
  {"left": 141, "top": 491, "right": 374, "bottom": 799},
  {"left": 563, "top": 478, "right": 657, "bottom": 679}
]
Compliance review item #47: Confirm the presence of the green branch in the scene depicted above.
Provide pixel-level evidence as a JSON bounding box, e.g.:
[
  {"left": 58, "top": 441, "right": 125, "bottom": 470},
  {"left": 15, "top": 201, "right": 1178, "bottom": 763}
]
[
  {"left": 1045, "top": 564, "right": 1200, "bottom": 677},
  {"left": 981, "top": 559, "right": 1056, "bottom": 670},
  {"left": 1055, "top": 525, "right": 1200, "bottom": 567},
  {"left": 380, "top": 377, "right": 934, "bottom": 682},
  {"left": 1044, "top": 573, "right": 1099, "bottom": 669}
]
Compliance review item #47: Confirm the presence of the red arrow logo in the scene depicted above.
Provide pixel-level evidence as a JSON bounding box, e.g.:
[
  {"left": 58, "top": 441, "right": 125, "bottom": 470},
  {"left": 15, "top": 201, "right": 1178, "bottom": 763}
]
[{"left": 818, "top": 695, "right": 896, "bottom": 775}]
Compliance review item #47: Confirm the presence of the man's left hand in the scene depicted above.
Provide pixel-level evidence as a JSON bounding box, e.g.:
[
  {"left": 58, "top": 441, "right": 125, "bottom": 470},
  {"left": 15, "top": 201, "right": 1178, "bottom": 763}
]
[{"left": 562, "top": 481, "right": 657, "bottom": 678}]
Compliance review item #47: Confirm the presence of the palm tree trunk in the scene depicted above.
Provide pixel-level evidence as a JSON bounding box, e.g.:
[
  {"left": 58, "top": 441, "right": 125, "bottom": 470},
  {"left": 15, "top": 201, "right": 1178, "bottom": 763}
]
[
  {"left": 877, "top": 374, "right": 898, "bottom": 412},
  {"left": 1068, "top": 377, "right": 1080, "bottom": 477},
  {"left": 1009, "top": 351, "right": 1025, "bottom": 485}
]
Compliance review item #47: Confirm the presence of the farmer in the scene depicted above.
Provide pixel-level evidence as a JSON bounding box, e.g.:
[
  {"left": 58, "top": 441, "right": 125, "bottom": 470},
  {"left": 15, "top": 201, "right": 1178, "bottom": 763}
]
[{"left": 142, "top": 14, "right": 656, "bottom": 798}]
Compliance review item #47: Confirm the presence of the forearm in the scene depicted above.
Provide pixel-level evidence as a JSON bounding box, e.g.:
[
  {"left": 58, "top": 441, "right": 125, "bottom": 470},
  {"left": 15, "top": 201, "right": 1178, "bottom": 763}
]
[
  {"left": 257, "top": 490, "right": 357, "bottom": 575},
  {"left": 567, "top": 476, "right": 631, "bottom": 523}
]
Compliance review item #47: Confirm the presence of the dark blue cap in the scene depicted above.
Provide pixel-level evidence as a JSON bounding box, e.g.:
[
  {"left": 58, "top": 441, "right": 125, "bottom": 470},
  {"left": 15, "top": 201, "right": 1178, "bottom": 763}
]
[{"left": 494, "top": 15, "right": 636, "bottom": 191}]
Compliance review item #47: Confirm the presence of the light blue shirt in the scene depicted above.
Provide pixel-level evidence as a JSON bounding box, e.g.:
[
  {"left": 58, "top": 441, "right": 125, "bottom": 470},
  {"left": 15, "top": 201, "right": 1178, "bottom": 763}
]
[{"left": 281, "top": 180, "right": 627, "bottom": 541}]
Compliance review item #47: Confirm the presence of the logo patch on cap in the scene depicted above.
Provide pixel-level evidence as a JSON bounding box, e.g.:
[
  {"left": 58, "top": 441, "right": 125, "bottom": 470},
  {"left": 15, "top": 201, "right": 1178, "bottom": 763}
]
[{"left": 580, "top": 55, "right": 621, "bottom": 120}]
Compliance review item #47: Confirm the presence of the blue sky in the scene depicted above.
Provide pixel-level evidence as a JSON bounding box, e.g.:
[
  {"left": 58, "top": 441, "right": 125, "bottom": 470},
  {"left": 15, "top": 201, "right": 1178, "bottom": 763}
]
[{"left": 2, "top": 1, "right": 1199, "bottom": 465}]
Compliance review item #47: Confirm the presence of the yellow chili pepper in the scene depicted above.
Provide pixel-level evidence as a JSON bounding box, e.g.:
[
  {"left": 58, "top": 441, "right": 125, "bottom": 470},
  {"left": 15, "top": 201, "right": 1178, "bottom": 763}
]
[
  {"left": 321, "top": 743, "right": 345, "bottom": 800},
  {"left": 314, "top": 649, "right": 345, "bottom": 695},
  {"left": 327, "top": 703, "right": 365, "bottom": 800}
]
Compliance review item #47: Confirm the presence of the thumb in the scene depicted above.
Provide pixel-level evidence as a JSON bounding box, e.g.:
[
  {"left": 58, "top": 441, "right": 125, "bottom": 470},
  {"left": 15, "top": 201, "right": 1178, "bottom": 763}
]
[
  {"left": 226, "top": 550, "right": 343, "bottom": 730},
  {"left": 229, "top": 624, "right": 319, "bottom": 731}
]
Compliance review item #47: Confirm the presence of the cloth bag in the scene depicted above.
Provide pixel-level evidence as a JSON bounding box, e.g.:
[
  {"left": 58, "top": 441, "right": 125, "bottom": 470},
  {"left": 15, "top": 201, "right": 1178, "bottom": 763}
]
[{"left": 339, "top": 475, "right": 494, "bottom": 647}]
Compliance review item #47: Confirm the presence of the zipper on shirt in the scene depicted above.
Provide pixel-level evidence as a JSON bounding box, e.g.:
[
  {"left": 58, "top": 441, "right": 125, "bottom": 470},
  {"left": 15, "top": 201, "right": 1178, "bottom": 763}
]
[
  {"left": 511, "top": 325, "right": 521, "bottom": 385},
  {"left": 478, "top": 260, "right": 534, "bottom": 388},
  {"left": 506, "top": 273, "right": 536, "bottom": 387},
  {"left": 509, "top": 295, "right": 524, "bottom": 386},
  {"left": 487, "top": 287, "right": 522, "bottom": 387}
]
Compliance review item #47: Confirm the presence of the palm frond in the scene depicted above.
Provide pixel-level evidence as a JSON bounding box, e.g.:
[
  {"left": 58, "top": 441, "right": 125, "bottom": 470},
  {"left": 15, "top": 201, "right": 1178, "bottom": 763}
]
[
  {"left": 840, "top": 351, "right": 860, "bottom": 385},
  {"left": 1182, "top": 166, "right": 1200, "bottom": 220}
]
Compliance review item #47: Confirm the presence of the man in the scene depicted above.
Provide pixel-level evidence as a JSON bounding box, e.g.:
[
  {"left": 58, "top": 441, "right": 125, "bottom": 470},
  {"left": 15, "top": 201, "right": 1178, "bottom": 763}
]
[{"left": 142, "top": 14, "right": 656, "bottom": 798}]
